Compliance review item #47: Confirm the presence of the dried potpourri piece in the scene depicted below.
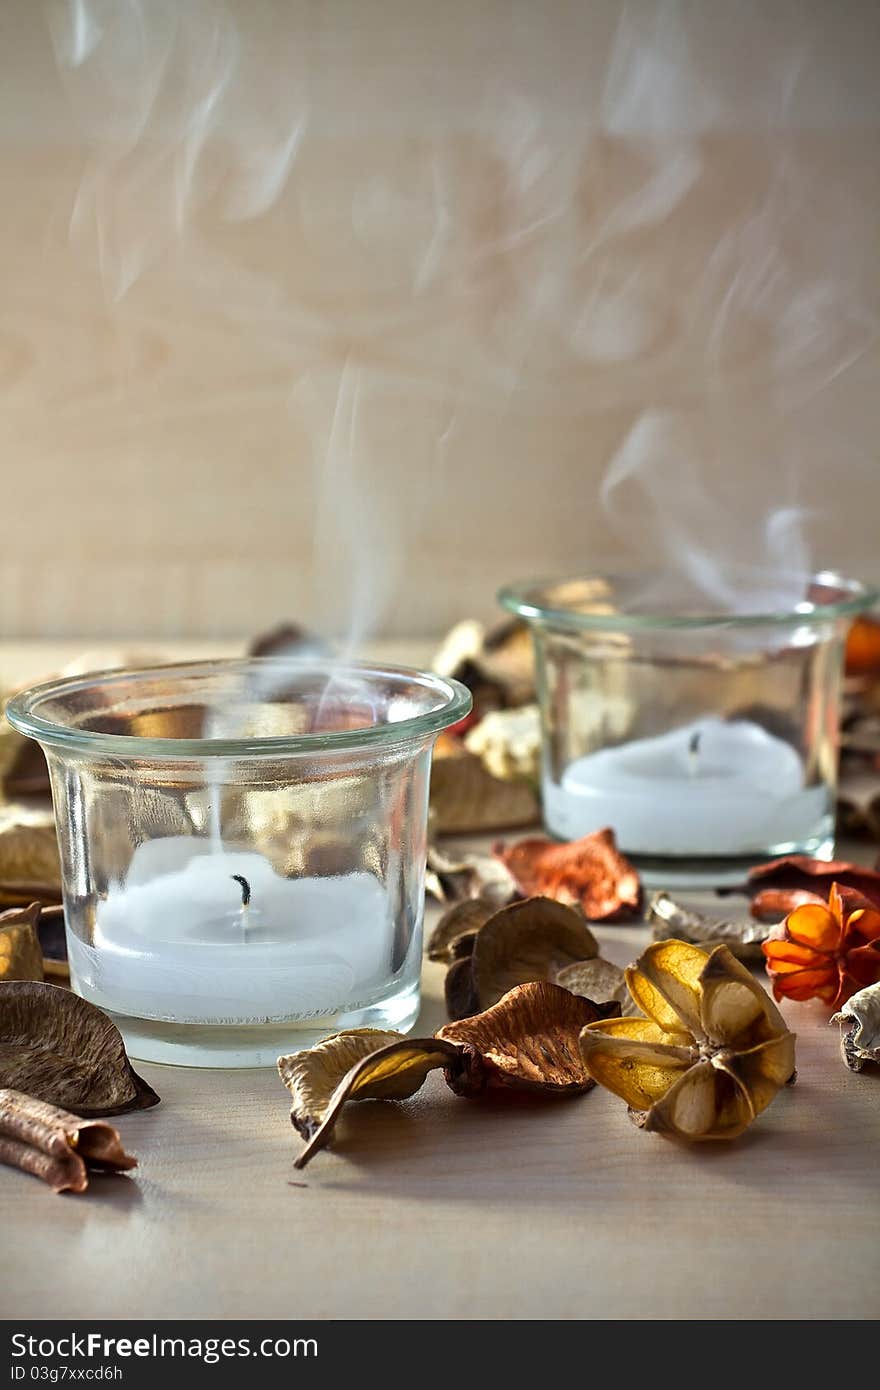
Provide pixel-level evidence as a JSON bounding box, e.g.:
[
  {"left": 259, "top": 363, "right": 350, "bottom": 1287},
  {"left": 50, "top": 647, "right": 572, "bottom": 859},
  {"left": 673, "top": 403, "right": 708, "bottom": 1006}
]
[
  {"left": 762, "top": 883, "right": 880, "bottom": 1008},
  {"left": 0, "top": 982, "right": 160, "bottom": 1115},
  {"left": 649, "top": 893, "right": 769, "bottom": 961},
  {"left": 429, "top": 736, "right": 540, "bottom": 834},
  {"left": 831, "top": 980, "right": 880, "bottom": 1072},
  {"left": 34, "top": 905, "right": 68, "bottom": 982},
  {"left": 281, "top": 983, "right": 619, "bottom": 1169},
  {"left": 427, "top": 899, "right": 496, "bottom": 963},
  {"left": 425, "top": 843, "right": 518, "bottom": 907},
  {"left": 555, "top": 958, "right": 637, "bottom": 1015},
  {"left": 747, "top": 855, "right": 880, "bottom": 920},
  {"left": 464, "top": 705, "right": 541, "bottom": 784},
  {"left": 0, "top": 1087, "right": 137, "bottom": 1193},
  {"left": 0, "top": 904, "right": 43, "bottom": 982},
  {"left": 437, "top": 982, "right": 620, "bottom": 1096},
  {"left": 579, "top": 940, "right": 796, "bottom": 1142},
  {"left": 0, "top": 812, "right": 62, "bottom": 909},
  {"left": 441, "top": 897, "right": 599, "bottom": 1020},
  {"left": 845, "top": 615, "right": 880, "bottom": 679},
  {"left": 493, "top": 828, "right": 641, "bottom": 920},
  {"left": 432, "top": 619, "right": 535, "bottom": 718}
]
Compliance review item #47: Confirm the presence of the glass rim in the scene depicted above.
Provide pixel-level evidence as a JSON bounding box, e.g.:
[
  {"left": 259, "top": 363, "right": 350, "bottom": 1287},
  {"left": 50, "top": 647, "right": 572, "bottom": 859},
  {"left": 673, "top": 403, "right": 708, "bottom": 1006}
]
[
  {"left": 498, "top": 568, "right": 879, "bottom": 632},
  {"left": 5, "top": 657, "right": 473, "bottom": 761}
]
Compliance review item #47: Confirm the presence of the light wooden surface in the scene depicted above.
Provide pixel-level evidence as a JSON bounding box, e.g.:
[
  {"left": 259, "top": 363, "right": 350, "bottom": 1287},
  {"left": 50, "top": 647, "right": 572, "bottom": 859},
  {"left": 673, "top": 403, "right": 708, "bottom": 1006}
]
[{"left": 1, "top": 642, "right": 879, "bottom": 1321}]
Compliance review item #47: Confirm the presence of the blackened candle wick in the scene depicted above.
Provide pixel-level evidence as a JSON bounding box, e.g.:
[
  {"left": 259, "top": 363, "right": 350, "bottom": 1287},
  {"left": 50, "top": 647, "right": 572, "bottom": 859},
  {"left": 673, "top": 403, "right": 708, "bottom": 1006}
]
[{"left": 231, "top": 874, "right": 252, "bottom": 907}]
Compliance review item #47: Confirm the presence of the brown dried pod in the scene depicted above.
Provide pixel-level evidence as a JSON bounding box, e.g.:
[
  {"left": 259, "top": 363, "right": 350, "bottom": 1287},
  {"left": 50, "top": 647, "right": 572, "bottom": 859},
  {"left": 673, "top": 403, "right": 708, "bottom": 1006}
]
[
  {"left": 425, "top": 843, "right": 518, "bottom": 907},
  {"left": 555, "top": 958, "right": 637, "bottom": 1014},
  {"left": 470, "top": 897, "right": 598, "bottom": 1011},
  {"left": 831, "top": 980, "right": 880, "bottom": 1072},
  {"left": 34, "top": 905, "right": 68, "bottom": 982},
  {"left": 464, "top": 705, "right": 541, "bottom": 784},
  {"left": 493, "top": 828, "right": 641, "bottom": 920},
  {"left": 444, "top": 955, "right": 480, "bottom": 1020},
  {"left": 438, "top": 981, "right": 620, "bottom": 1097},
  {"left": 0, "top": 982, "right": 159, "bottom": 1116},
  {"left": 427, "top": 899, "right": 495, "bottom": 963},
  {"left": 0, "top": 904, "right": 43, "bottom": 983},
  {"left": 648, "top": 892, "right": 769, "bottom": 961},
  {"left": 430, "top": 740, "right": 539, "bottom": 834},
  {"left": 0, "top": 814, "right": 62, "bottom": 909},
  {"left": 248, "top": 622, "right": 325, "bottom": 658},
  {"left": 431, "top": 618, "right": 535, "bottom": 714},
  {"left": 280, "top": 1033, "right": 462, "bottom": 1169},
  {"left": 747, "top": 855, "right": 880, "bottom": 913},
  {"left": 0, "top": 1087, "right": 137, "bottom": 1193}
]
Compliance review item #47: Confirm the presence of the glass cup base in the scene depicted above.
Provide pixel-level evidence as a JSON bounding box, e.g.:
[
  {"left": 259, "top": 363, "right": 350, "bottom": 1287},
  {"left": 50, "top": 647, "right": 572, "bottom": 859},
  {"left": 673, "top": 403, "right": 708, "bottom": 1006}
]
[{"left": 102, "top": 980, "right": 421, "bottom": 1068}]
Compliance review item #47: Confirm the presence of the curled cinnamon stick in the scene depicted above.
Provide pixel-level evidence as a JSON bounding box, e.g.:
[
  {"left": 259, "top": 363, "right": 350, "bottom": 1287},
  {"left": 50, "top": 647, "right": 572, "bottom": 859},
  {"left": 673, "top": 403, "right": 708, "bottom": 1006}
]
[{"left": 0, "top": 1088, "right": 137, "bottom": 1194}]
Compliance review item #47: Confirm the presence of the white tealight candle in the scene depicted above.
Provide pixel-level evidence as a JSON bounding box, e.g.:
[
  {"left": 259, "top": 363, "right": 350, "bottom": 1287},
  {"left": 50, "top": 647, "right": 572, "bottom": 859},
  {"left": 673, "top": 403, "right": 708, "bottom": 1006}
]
[
  {"left": 68, "top": 837, "right": 394, "bottom": 1024},
  {"left": 544, "top": 718, "right": 829, "bottom": 856}
]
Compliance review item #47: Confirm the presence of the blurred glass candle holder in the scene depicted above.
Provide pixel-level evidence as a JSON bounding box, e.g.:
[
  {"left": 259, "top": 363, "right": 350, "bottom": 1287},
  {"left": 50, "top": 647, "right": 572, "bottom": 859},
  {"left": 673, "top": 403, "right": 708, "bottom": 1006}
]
[
  {"left": 499, "top": 570, "right": 876, "bottom": 886},
  {"left": 6, "top": 659, "right": 470, "bottom": 1067}
]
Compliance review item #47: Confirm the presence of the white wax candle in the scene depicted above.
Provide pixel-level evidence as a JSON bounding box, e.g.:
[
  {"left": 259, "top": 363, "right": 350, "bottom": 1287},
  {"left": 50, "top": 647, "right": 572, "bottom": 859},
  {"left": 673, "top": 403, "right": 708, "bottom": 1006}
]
[
  {"left": 544, "top": 718, "right": 828, "bottom": 856},
  {"left": 68, "top": 837, "right": 395, "bottom": 1024}
]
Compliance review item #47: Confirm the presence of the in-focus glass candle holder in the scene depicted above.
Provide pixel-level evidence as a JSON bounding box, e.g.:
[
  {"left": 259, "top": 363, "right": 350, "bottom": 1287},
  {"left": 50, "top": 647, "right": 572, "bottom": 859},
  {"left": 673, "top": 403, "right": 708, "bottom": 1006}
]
[
  {"left": 7, "top": 659, "right": 470, "bottom": 1067},
  {"left": 499, "top": 570, "right": 877, "bottom": 887}
]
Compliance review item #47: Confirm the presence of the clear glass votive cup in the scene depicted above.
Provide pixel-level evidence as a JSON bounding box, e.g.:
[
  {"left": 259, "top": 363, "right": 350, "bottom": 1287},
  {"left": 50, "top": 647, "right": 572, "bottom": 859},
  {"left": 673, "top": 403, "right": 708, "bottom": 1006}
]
[
  {"left": 6, "top": 658, "right": 471, "bottom": 1067},
  {"left": 499, "top": 570, "right": 877, "bottom": 887}
]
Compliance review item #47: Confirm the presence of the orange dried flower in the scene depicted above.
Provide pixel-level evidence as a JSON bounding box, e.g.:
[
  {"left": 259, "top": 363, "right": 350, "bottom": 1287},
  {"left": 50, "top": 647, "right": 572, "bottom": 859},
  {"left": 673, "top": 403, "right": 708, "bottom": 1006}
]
[{"left": 762, "top": 882, "right": 880, "bottom": 1008}]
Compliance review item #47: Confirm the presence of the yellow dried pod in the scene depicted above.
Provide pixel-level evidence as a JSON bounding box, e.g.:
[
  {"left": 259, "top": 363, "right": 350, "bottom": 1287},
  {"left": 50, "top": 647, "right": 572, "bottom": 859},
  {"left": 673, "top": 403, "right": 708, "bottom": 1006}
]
[{"left": 579, "top": 939, "right": 796, "bottom": 1141}]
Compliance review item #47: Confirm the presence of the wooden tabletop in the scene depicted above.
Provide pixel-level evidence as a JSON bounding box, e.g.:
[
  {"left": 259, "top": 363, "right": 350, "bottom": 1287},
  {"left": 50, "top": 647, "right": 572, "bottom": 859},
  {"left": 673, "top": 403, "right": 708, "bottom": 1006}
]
[{"left": 2, "top": 643, "right": 879, "bottom": 1321}]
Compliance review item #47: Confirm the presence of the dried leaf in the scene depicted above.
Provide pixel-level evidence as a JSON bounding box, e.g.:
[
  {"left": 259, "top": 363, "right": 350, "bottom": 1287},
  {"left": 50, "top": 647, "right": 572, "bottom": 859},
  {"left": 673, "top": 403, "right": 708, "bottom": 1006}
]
[
  {"left": 649, "top": 892, "right": 769, "bottom": 961},
  {"left": 444, "top": 956, "right": 480, "bottom": 1020},
  {"left": 427, "top": 899, "right": 495, "bottom": 963},
  {"left": 0, "top": 812, "right": 62, "bottom": 909},
  {"left": 425, "top": 843, "right": 518, "bottom": 907},
  {"left": 0, "top": 904, "right": 43, "bottom": 982},
  {"left": 464, "top": 705, "right": 541, "bottom": 783},
  {"left": 555, "top": 958, "right": 637, "bottom": 1015},
  {"left": 280, "top": 1033, "right": 462, "bottom": 1169},
  {"left": 438, "top": 981, "right": 620, "bottom": 1096},
  {"left": 762, "top": 882, "right": 880, "bottom": 1008},
  {"left": 493, "top": 828, "right": 641, "bottom": 920},
  {"left": 750, "top": 887, "right": 826, "bottom": 921},
  {"left": 430, "top": 742, "right": 539, "bottom": 834},
  {"left": 748, "top": 855, "right": 880, "bottom": 913},
  {"left": 0, "top": 982, "right": 160, "bottom": 1116},
  {"left": 470, "top": 898, "right": 598, "bottom": 1012},
  {"left": 580, "top": 940, "right": 796, "bottom": 1142},
  {"left": 0, "top": 1087, "right": 137, "bottom": 1194},
  {"left": 831, "top": 981, "right": 880, "bottom": 1072}
]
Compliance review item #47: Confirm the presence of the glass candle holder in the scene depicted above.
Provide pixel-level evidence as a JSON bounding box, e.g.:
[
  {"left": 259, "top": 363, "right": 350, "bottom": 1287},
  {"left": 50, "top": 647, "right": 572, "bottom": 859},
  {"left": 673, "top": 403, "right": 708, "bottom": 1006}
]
[
  {"left": 7, "top": 659, "right": 470, "bottom": 1067},
  {"left": 499, "top": 570, "right": 876, "bottom": 887}
]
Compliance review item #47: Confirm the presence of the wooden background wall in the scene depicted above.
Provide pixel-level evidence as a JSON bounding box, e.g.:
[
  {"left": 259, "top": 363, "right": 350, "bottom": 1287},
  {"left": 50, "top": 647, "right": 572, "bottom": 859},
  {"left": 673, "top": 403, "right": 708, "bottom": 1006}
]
[{"left": 1, "top": 1, "right": 878, "bottom": 640}]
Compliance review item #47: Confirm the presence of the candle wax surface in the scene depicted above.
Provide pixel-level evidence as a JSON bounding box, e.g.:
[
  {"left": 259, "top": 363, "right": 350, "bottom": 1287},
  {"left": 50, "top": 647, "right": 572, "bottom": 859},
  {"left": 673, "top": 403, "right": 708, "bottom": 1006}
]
[
  {"left": 68, "top": 837, "right": 397, "bottom": 1024},
  {"left": 545, "top": 717, "right": 829, "bottom": 856}
]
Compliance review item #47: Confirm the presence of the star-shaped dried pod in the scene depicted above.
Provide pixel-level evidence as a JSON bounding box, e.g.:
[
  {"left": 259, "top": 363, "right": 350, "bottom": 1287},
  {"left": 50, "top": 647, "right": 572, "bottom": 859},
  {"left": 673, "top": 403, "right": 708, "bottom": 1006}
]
[
  {"left": 281, "top": 982, "right": 620, "bottom": 1169},
  {"left": 493, "top": 828, "right": 641, "bottom": 920},
  {"left": 443, "top": 897, "right": 599, "bottom": 1020},
  {"left": 0, "top": 904, "right": 43, "bottom": 982},
  {"left": 0, "top": 982, "right": 160, "bottom": 1116},
  {"left": 831, "top": 980, "right": 880, "bottom": 1072},
  {"left": 579, "top": 940, "right": 796, "bottom": 1142},
  {"left": 762, "top": 883, "right": 880, "bottom": 1007}
]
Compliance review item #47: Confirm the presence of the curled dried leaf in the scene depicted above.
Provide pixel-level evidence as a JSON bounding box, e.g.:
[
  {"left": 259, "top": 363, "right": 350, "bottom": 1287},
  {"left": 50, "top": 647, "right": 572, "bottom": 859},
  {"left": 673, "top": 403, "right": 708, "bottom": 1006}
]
[
  {"left": 580, "top": 939, "right": 796, "bottom": 1142},
  {"left": 0, "top": 982, "right": 159, "bottom": 1116},
  {"left": 425, "top": 843, "right": 518, "bottom": 907},
  {"left": 0, "top": 1087, "right": 137, "bottom": 1193},
  {"left": 649, "top": 893, "right": 769, "bottom": 961},
  {"left": 0, "top": 904, "right": 43, "bottom": 982},
  {"left": 0, "top": 813, "right": 62, "bottom": 909},
  {"left": 281, "top": 1034, "right": 462, "bottom": 1169},
  {"left": 464, "top": 705, "right": 541, "bottom": 783},
  {"left": 470, "top": 897, "right": 598, "bottom": 1012},
  {"left": 555, "top": 958, "right": 637, "bottom": 1015},
  {"left": 493, "top": 828, "right": 641, "bottom": 920},
  {"left": 747, "top": 855, "right": 880, "bottom": 914},
  {"left": 427, "top": 899, "right": 495, "bottom": 963},
  {"left": 438, "top": 981, "right": 620, "bottom": 1096},
  {"left": 430, "top": 741, "right": 539, "bottom": 834},
  {"left": 831, "top": 980, "right": 880, "bottom": 1072}
]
